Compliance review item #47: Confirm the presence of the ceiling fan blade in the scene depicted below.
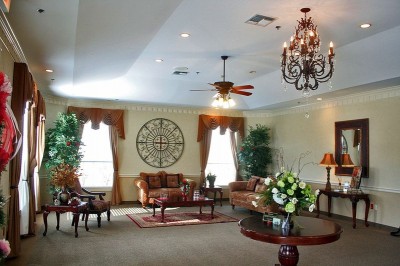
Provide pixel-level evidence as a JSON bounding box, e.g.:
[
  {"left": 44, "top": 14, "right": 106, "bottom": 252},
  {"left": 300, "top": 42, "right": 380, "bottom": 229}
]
[
  {"left": 231, "top": 90, "right": 252, "bottom": 96},
  {"left": 232, "top": 85, "right": 254, "bottom": 90}
]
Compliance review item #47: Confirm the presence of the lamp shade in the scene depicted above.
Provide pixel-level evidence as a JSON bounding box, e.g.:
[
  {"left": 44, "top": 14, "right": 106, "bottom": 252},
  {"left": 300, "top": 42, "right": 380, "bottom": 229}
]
[
  {"left": 341, "top": 153, "right": 355, "bottom": 167},
  {"left": 320, "top": 153, "right": 338, "bottom": 166}
]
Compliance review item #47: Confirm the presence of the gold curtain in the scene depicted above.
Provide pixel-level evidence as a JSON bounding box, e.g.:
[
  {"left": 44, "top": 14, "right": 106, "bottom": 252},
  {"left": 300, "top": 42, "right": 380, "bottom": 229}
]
[
  {"left": 8, "top": 63, "right": 34, "bottom": 257},
  {"left": 110, "top": 126, "right": 121, "bottom": 205},
  {"left": 67, "top": 106, "right": 125, "bottom": 139},
  {"left": 67, "top": 106, "right": 124, "bottom": 205},
  {"left": 197, "top": 114, "right": 244, "bottom": 185}
]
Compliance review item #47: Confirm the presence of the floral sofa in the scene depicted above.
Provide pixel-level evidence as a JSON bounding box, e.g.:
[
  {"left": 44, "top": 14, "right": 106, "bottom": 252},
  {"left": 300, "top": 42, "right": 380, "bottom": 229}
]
[
  {"left": 133, "top": 171, "right": 196, "bottom": 208},
  {"left": 229, "top": 176, "right": 279, "bottom": 213}
]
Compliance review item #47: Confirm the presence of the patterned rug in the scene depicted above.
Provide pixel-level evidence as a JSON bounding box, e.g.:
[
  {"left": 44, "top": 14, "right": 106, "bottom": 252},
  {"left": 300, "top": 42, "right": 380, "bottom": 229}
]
[{"left": 127, "top": 211, "right": 238, "bottom": 228}]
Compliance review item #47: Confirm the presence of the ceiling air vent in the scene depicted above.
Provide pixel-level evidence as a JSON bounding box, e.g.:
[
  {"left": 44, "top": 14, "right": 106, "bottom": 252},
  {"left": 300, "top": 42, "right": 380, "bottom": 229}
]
[
  {"left": 172, "top": 67, "right": 189, "bottom": 75},
  {"left": 245, "top": 14, "right": 277, "bottom": 27}
]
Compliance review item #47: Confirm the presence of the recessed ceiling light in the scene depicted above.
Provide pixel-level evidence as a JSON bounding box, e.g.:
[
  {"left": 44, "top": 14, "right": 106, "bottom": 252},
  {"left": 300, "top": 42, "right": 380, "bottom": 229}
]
[
  {"left": 180, "top": 33, "right": 190, "bottom": 38},
  {"left": 360, "top": 23, "right": 371, "bottom": 29},
  {"left": 155, "top": 59, "right": 163, "bottom": 63},
  {"left": 317, "top": 97, "right": 322, "bottom": 101},
  {"left": 45, "top": 69, "right": 53, "bottom": 73}
]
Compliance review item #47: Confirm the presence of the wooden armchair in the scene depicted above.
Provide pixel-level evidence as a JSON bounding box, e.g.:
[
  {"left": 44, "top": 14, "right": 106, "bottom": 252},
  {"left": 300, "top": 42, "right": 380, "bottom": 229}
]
[{"left": 73, "top": 179, "right": 111, "bottom": 227}]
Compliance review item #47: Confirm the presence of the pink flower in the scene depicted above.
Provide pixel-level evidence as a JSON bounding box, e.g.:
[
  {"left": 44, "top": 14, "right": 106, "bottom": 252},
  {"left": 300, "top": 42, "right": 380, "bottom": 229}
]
[{"left": 0, "top": 239, "right": 11, "bottom": 258}]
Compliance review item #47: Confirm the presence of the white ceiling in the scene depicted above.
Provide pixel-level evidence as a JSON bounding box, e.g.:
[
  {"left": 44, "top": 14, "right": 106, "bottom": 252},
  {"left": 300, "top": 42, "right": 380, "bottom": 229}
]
[{"left": 5, "top": 0, "right": 400, "bottom": 110}]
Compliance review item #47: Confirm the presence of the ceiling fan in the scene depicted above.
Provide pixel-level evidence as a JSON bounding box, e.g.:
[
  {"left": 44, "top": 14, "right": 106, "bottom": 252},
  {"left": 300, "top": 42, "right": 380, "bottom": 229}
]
[{"left": 190, "top": 56, "right": 254, "bottom": 106}]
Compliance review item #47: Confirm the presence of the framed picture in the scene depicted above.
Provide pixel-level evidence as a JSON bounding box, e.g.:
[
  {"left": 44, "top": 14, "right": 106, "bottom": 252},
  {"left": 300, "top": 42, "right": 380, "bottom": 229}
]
[{"left": 351, "top": 166, "right": 362, "bottom": 189}]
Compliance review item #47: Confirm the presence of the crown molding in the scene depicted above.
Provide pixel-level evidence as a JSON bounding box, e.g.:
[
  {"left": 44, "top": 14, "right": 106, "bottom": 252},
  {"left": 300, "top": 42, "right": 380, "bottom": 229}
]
[
  {"left": 0, "top": 9, "right": 26, "bottom": 63},
  {"left": 43, "top": 94, "right": 244, "bottom": 117},
  {"left": 243, "top": 85, "right": 400, "bottom": 118}
]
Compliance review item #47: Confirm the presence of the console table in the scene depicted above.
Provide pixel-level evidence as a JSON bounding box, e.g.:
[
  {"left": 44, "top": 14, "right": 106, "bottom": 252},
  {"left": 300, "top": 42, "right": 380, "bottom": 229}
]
[
  {"left": 43, "top": 202, "right": 89, "bottom": 238},
  {"left": 239, "top": 216, "right": 342, "bottom": 266},
  {"left": 316, "top": 189, "right": 370, "bottom": 229}
]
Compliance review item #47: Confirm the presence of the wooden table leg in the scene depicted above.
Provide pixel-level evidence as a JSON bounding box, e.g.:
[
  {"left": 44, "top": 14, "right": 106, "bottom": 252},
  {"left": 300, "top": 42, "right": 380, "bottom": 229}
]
[
  {"left": 364, "top": 198, "right": 370, "bottom": 227},
  {"left": 218, "top": 190, "right": 223, "bottom": 206},
  {"left": 56, "top": 212, "right": 60, "bottom": 230},
  {"left": 351, "top": 199, "right": 359, "bottom": 228},
  {"left": 161, "top": 205, "right": 166, "bottom": 223},
  {"left": 211, "top": 203, "right": 214, "bottom": 219},
  {"left": 327, "top": 195, "right": 332, "bottom": 217},
  {"left": 278, "top": 245, "right": 299, "bottom": 266},
  {"left": 43, "top": 210, "right": 49, "bottom": 236},
  {"left": 152, "top": 202, "right": 156, "bottom": 217},
  {"left": 73, "top": 212, "right": 80, "bottom": 237},
  {"left": 84, "top": 210, "right": 89, "bottom": 231},
  {"left": 316, "top": 193, "right": 321, "bottom": 218},
  {"left": 199, "top": 205, "right": 203, "bottom": 214}
]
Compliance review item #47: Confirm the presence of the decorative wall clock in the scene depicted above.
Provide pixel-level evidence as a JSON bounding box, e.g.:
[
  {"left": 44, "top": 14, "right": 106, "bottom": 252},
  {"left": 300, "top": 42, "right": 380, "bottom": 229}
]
[{"left": 136, "top": 118, "right": 184, "bottom": 168}]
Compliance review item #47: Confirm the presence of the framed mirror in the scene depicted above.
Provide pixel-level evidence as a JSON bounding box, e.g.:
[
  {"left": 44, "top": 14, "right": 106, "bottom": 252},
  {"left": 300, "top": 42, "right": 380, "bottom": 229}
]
[{"left": 335, "top": 119, "right": 369, "bottom": 178}]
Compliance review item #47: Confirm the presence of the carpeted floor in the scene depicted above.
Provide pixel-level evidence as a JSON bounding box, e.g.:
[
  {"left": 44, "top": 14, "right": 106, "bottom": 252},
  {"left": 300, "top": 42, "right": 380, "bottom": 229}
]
[{"left": 6, "top": 203, "right": 400, "bottom": 266}]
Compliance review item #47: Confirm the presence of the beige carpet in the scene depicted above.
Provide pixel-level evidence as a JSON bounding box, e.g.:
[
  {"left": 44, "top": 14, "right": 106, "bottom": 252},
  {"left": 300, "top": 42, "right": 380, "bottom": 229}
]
[
  {"left": 6, "top": 203, "right": 400, "bottom": 266},
  {"left": 127, "top": 211, "right": 238, "bottom": 228}
]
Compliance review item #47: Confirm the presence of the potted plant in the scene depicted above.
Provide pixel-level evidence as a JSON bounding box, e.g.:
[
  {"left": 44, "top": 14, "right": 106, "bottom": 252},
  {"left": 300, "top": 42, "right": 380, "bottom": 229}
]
[
  {"left": 238, "top": 124, "right": 272, "bottom": 179},
  {"left": 44, "top": 112, "right": 83, "bottom": 195},
  {"left": 206, "top": 173, "right": 217, "bottom": 188}
]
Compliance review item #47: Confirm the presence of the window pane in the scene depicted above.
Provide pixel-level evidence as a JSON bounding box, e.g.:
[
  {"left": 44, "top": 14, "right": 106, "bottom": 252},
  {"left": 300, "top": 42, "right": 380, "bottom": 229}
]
[
  {"left": 80, "top": 123, "right": 113, "bottom": 187},
  {"left": 205, "top": 129, "right": 236, "bottom": 186}
]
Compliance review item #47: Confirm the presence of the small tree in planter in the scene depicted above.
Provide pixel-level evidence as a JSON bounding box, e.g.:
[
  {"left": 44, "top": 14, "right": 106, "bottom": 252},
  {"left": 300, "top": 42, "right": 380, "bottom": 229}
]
[
  {"left": 44, "top": 113, "right": 83, "bottom": 193},
  {"left": 238, "top": 124, "right": 272, "bottom": 179}
]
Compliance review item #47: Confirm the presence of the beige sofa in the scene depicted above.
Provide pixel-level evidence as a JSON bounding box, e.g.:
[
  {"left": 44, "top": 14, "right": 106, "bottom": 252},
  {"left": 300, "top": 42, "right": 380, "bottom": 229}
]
[
  {"left": 229, "top": 176, "right": 279, "bottom": 213},
  {"left": 133, "top": 171, "right": 196, "bottom": 208}
]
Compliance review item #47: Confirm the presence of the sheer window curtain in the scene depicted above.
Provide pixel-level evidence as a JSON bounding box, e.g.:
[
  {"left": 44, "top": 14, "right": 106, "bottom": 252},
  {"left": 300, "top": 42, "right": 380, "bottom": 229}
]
[{"left": 197, "top": 114, "right": 244, "bottom": 185}]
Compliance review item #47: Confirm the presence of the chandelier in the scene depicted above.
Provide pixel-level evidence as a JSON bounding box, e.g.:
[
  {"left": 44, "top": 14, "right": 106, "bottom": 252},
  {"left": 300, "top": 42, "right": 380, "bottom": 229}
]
[
  {"left": 281, "top": 8, "right": 335, "bottom": 97},
  {"left": 211, "top": 93, "right": 236, "bottom": 108}
]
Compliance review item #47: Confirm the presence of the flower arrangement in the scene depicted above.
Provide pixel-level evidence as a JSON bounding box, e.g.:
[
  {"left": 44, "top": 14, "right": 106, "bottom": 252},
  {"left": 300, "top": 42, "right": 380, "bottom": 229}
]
[
  {"left": 0, "top": 72, "right": 14, "bottom": 173},
  {"left": 180, "top": 179, "right": 190, "bottom": 196},
  {"left": 259, "top": 170, "right": 319, "bottom": 215},
  {"left": 0, "top": 239, "right": 10, "bottom": 259},
  {"left": 50, "top": 163, "right": 80, "bottom": 189}
]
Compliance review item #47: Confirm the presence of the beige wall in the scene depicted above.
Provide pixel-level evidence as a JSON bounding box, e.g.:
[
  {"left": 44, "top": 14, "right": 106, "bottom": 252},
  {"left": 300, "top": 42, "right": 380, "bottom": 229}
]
[
  {"left": 245, "top": 89, "right": 400, "bottom": 227},
  {"left": 40, "top": 87, "right": 400, "bottom": 227}
]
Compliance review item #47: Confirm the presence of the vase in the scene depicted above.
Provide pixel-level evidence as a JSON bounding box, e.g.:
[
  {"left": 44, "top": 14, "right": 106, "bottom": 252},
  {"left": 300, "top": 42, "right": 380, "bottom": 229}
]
[
  {"left": 58, "top": 187, "right": 70, "bottom": 205},
  {"left": 281, "top": 213, "right": 294, "bottom": 236},
  {"left": 208, "top": 180, "right": 215, "bottom": 188}
]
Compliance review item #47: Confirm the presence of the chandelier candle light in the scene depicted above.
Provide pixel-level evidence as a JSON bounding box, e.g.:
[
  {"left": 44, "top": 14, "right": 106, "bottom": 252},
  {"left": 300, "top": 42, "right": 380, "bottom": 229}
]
[{"left": 281, "top": 8, "right": 335, "bottom": 97}]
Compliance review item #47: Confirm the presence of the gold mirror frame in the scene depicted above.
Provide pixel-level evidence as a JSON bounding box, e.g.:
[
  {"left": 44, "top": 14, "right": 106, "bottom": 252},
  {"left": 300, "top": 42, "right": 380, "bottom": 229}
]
[{"left": 335, "top": 119, "right": 369, "bottom": 178}]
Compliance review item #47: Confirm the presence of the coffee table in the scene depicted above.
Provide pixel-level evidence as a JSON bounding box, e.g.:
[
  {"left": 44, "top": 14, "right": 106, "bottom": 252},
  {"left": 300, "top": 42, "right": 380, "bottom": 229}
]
[
  {"left": 43, "top": 202, "right": 89, "bottom": 238},
  {"left": 152, "top": 196, "right": 214, "bottom": 222},
  {"left": 239, "top": 216, "right": 342, "bottom": 266}
]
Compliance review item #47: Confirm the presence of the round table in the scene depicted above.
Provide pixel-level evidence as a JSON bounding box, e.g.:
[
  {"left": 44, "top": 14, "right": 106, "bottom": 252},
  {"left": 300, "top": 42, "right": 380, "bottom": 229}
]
[{"left": 239, "top": 216, "right": 343, "bottom": 266}]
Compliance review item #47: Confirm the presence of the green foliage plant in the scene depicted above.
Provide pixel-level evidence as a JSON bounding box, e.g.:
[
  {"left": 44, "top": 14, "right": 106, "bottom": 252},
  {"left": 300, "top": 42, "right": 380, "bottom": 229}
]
[
  {"left": 238, "top": 124, "right": 272, "bottom": 179},
  {"left": 44, "top": 113, "right": 83, "bottom": 191}
]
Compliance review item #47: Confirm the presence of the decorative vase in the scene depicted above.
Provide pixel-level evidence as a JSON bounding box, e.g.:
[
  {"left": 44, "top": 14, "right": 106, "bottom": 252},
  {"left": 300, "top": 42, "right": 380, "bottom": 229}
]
[
  {"left": 208, "top": 179, "right": 215, "bottom": 188},
  {"left": 281, "top": 213, "right": 292, "bottom": 236},
  {"left": 58, "top": 187, "right": 70, "bottom": 205}
]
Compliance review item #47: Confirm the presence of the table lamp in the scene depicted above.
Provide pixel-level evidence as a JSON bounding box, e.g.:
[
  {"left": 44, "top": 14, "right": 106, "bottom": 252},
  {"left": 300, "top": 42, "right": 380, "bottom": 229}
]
[
  {"left": 341, "top": 153, "right": 354, "bottom": 167},
  {"left": 320, "top": 153, "right": 338, "bottom": 191}
]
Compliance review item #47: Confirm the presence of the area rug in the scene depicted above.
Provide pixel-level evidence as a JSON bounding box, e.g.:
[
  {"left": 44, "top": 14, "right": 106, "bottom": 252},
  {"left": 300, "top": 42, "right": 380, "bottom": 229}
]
[{"left": 127, "top": 211, "right": 238, "bottom": 228}]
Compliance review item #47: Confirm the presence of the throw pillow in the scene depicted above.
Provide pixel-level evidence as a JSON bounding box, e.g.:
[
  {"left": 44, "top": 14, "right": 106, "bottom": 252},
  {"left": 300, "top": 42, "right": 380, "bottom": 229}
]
[
  {"left": 166, "top": 174, "right": 180, "bottom": 188},
  {"left": 246, "top": 176, "right": 260, "bottom": 191},
  {"left": 147, "top": 175, "right": 161, "bottom": 189}
]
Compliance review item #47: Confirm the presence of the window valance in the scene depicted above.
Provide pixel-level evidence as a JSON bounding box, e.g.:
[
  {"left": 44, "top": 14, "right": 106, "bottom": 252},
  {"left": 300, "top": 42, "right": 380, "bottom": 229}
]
[
  {"left": 67, "top": 106, "right": 125, "bottom": 139},
  {"left": 197, "top": 114, "right": 244, "bottom": 142}
]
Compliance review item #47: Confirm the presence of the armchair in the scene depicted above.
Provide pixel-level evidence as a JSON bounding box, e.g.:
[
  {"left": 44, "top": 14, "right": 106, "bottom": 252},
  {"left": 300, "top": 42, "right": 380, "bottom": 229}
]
[{"left": 73, "top": 179, "right": 111, "bottom": 227}]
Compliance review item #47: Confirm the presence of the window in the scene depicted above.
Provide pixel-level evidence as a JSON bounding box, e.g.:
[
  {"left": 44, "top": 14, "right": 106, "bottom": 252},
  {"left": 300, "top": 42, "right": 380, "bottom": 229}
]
[
  {"left": 205, "top": 128, "right": 236, "bottom": 186},
  {"left": 80, "top": 122, "right": 113, "bottom": 188}
]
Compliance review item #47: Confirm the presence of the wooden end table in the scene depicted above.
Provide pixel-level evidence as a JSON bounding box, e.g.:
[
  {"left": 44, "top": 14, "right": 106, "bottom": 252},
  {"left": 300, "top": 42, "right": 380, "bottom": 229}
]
[
  {"left": 152, "top": 197, "right": 214, "bottom": 222},
  {"left": 43, "top": 202, "right": 89, "bottom": 238},
  {"left": 239, "top": 216, "right": 342, "bottom": 266},
  {"left": 200, "top": 186, "right": 223, "bottom": 206},
  {"left": 316, "top": 189, "right": 370, "bottom": 228}
]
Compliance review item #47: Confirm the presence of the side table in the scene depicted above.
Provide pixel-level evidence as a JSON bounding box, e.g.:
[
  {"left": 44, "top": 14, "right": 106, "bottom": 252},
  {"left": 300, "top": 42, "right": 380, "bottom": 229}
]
[
  {"left": 316, "top": 189, "right": 370, "bottom": 229},
  {"left": 200, "top": 186, "right": 223, "bottom": 206},
  {"left": 43, "top": 202, "right": 89, "bottom": 238}
]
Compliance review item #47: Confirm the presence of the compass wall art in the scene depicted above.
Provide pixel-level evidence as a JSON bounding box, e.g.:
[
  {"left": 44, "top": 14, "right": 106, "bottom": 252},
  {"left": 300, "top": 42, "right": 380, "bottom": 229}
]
[{"left": 136, "top": 118, "right": 185, "bottom": 168}]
